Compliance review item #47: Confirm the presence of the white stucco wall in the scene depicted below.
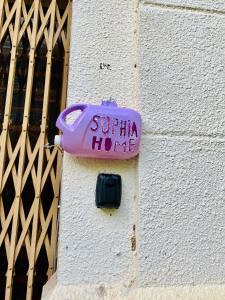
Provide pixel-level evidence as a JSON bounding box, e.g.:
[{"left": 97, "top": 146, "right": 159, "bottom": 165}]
[
  {"left": 43, "top": 0, "right": 225, "bottom": 299},
  {"left": 56, "top": 0, "right": 139, "bottom": 287},
  {"left": 139, "top": 1, "right": 225, "bottom": 286}
]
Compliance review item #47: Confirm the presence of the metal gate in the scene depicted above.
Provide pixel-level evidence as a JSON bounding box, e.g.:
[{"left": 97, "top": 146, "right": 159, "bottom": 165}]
[{"left": 0, "top": 0, "right": 71, "bottom": 299}]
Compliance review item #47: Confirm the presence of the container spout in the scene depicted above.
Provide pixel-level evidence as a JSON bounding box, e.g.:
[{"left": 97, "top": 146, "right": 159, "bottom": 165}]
[{"left": 54, "top": 135, "right": 61, "bottom": 146}]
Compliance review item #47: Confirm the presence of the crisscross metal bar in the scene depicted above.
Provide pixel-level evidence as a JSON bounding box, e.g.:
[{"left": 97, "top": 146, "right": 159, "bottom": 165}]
[{"left": 0, "top": 0, "right": 71, "bottom": 298}]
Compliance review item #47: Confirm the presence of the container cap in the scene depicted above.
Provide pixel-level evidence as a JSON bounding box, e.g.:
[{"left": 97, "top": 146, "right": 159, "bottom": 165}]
[
  {"left": 101, "top": 99, "right": 117, "bottom": 107},
  {"left": 54, "top": 135, "right": 61, "bottom": 146}
]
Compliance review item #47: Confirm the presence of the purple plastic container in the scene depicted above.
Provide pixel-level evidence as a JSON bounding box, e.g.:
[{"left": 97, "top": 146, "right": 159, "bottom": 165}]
[{"left": 54, "top": 101, "right": 142, "bottom": 159}]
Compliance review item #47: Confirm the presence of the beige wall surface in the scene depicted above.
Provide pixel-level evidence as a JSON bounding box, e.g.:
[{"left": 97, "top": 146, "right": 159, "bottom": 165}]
[
  {"left": 139, "top": 1, "right": 225, "bottom": 286},
  {"left": 56, "top": 0, "right": 140, "bottom": 287}
]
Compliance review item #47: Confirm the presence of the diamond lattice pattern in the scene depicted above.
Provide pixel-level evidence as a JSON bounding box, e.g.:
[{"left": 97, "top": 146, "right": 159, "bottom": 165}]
[{"left": 0, "top": 0, "right": 71, "bottom": 299}]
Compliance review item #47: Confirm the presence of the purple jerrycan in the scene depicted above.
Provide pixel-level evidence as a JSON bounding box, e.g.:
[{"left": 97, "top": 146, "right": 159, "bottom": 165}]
[{"left": 54, "top": 100, "right": 142, "bottom": 159}]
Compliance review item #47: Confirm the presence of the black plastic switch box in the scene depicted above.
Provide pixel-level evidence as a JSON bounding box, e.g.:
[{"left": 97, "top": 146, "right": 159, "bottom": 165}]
[{"left": 95, "top": 173, "right": 121, "bottom": 208}]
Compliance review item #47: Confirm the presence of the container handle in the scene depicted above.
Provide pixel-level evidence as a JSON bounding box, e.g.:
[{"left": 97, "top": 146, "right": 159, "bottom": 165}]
[{"left": 56, "top": 104, "right": 87, "bottom": 132}]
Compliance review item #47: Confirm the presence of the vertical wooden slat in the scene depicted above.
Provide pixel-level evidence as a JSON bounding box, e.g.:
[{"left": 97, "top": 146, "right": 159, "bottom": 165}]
[
  {"left": 0, "top": 0, "right": 22, "bottom": 200},
  {"left": 4, "top": 0, "right": 41, "bottom": 299},
  {"left": 0, "top": 1, "right": 14, "bottom": 44},
  {"left": 0, "top": 0, "right": 20, "bottom": 266},
  {"left": 0, "top": 0, "right": 72, "bottom": 298},
  {"left": 26, "top": 1, "right": 57, "bottom": 298},
  {"left": 3, "top": 2, "right": 36, "bottom": 274},
  {"left": 60, "top": 0, "right": 72, "bottom": 112},
  {"left": 50, "top": 0, "right": 73, "bottom": 274},
  {"left": 0, "top": 136, "right": 21, "bottom": 263},
  {"left": 16, "top": 0, "right": 40, "bottom": 265},
  {"left": 0, "top": 0, "right": 20, "bottom": 294},
  {"left": 0, "top": 0, "right": 22, "bottom": 194},
  {"left": 0, "top": 0, "right": 5, "bottom": 33},
  {"left": 0, "top": 1, "right": 17, "bottom": 42},
  {"left": 0, "top": 136, "right": 21, "bottom": 256},
  {"left": 49, "top": 152, "right": 62, "bottom": 275},
  {"left": 3, "top": 0, "right": 23, "bottom": 298},
  {"left": 44, "top": 146, "right": 59, "bottom": 278}
]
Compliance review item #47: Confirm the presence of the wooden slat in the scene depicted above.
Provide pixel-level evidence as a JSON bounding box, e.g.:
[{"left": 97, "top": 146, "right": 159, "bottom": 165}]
[
  {"left": 39, "top": 144, "right": 58, "bottom": 269},
  {"left": 35, "top": 197, "right": 54, "bottom": 262},
  {"left": 0, "top": 0, "right": 5, "bottom": 33},
  {"left": 26, "top": 1, "right": 57, "bottom": 298},
  {"left": 50, "top": 0, "right": 72, "bottom": 276},
  {"left": 48, "top": 0, "right": 72, "bottom": 276},
  {"left": 21, "top": 135, "right": 40, "bottom": 190},
  {"left": 20, "top": 0, "right": 32, "bottom": 42},
  {"left": 4, "top": 0, "right": 15, "bottom": 43},
  {"left": 0, "top": 201, "right": 13, "bottom": 257},
  {"left": 48, "top": 150, "right": 62, "bottom": 277},
  {"left": 0, "top": 0, "right": 21, "bottom": 290},
  {"left": 0, "top": 0, "right": 72, "bottom": 298},
  {"left": 0, "top": 0, "right": 17, "bottom": 42},
  {"left": 41, "top": 147, "right": 57, "bottom": 190},
  {"left": 0, "top": 135, "right": 21, "bottom": 262},
  {"left": 36, "top": 1, "right": 52, "bottom": 47},
  {"left": 8, "top": 133, "right": 32, "bottom": 263},
  {"left": 53, "top": 4, "right": 68, "bottom": 48},
  {"left": 15, "top": 201, "right": 34, "bottom": 260},
  {"left": 3, "top": 1, "right": 23, "bottom": 299},
  {"left": 12, "top": 2, "right": 41, "bottom": 298},
  {"left": 4, "top": 0, "right": 40, "bottom": 298},
  {"left": 13, "top": 0, "right": 41, "bottom": 270},
  {"left": 0, "top": 135, "right": 20, "bottom": 257},
  {"left": 18, "top": 1, "right": 34, "bottom": 44},
  {"left": 41, "top": 0, "right": 72, "bottom": 275},
  {"left": 60, "top": 0, "right": 72, "bottom": 111},
  {"left": 2, "top": 135, "right": 21, "bottom": 189}
]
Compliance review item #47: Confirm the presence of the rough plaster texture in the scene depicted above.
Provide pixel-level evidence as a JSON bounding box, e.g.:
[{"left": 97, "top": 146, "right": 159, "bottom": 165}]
[
  {"left": 139, "top": 136, "right": 225, "bottom": 285},
  {"left": 42, "top": 275, "right": 225, "bottom": 300},
  {"left": 141, "top": 0, "right": 225, "bottom": 12},
  {"left": 140, "top": 6, "right": 225, "bottom": 136},
  {"left": 67, "top": 0, "right": 139, "bottom": 108},
  {"left": 58, "top": 157, "right": 138, "bottom": 285},
  {"left": 56, "top": 0, "right": 139, "bottom": 287},
  {"left": 138, "top": 1, "right": 225, "bottom": 288}
]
